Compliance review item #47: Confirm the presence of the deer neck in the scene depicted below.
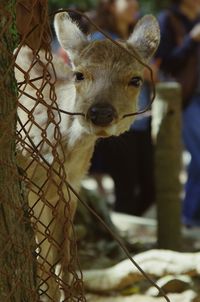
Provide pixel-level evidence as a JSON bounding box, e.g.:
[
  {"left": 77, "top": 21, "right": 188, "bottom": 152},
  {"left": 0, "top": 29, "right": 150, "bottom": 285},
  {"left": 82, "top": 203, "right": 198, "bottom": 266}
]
[{"left": 62, "top": 116, "right": 96, "bottom": 188}]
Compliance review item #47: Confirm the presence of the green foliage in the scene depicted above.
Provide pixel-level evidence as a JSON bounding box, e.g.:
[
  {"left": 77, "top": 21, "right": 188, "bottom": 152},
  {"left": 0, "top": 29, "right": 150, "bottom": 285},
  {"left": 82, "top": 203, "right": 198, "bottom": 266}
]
[
  {"left": 48, "top": 0, "right": 97, "bottom": 12},
  {"left": 140, "top": 0, "right": 171, "bottom": 14},
  {"left": 48, "top": 0, "right": 171, "bottom": 14}
]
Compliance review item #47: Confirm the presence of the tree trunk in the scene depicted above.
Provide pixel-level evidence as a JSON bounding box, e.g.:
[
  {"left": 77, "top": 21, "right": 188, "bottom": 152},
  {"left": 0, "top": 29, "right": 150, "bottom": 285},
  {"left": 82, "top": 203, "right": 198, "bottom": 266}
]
[
  {"left": 16, "top": 0, "right": 51, "bottom": 51},
  {"left": 0, "top": 1, "right": 37, "bottom": 300},
  {"left": 152, "top": 82, "right": 182, "bottom": 251}
]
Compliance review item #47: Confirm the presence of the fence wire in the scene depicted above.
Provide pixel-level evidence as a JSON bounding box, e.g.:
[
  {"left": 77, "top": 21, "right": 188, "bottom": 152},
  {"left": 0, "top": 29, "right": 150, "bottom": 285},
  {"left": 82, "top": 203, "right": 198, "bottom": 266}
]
[{"left": 0, "top": 1, "right": 170, "bottom": 302}]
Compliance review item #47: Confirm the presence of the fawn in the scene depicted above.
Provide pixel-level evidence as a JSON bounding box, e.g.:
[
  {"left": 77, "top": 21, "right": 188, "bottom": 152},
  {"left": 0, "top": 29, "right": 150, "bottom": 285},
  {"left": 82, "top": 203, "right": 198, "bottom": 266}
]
[{"left": 16, "top": 12, "right": 160, "bottom": 302}]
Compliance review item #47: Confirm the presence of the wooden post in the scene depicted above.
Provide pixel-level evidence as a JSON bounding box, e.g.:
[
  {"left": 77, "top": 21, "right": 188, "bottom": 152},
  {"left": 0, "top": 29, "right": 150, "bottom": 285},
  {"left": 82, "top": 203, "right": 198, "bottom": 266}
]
[
  {"left": 16, "top": 0, "right": 51, "bottom": 51},
  {"left": 0, "top": 1, "right": 37, "bottom": 300},
  {"left": 152, "top": 82, "right": 182, "bottom": 251}
]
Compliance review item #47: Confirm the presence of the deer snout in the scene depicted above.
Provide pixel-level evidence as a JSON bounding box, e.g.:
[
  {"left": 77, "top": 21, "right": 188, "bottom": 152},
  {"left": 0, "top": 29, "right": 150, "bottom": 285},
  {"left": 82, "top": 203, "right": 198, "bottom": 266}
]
[{"left": 87, "top": 104, "right": 117, "bottom": 127}]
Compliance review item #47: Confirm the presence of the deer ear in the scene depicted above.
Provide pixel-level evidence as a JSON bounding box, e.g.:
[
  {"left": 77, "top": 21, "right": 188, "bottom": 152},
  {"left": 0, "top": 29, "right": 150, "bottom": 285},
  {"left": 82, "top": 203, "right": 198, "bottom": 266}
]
[
  {"left": 54, "top": 12, "right": 88, "bottom": 61},
  {"left": 128, "top": 15, "right": 160, "bottom": 62}
]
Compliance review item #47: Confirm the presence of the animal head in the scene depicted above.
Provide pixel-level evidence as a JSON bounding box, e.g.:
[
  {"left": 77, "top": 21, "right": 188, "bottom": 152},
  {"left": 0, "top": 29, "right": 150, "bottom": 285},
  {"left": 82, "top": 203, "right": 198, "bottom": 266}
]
[{"left": 54, "top": 12, "right": 160, "bottom": 137}]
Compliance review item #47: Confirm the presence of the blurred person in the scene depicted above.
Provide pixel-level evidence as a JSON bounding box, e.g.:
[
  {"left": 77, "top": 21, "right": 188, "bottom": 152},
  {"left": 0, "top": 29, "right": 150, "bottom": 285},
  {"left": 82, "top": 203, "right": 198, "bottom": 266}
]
[
  {"left": 89, "top": 0, "right": 156, "bottom": 216},
  {"left": 156, "top": 0, "right": 200, "bottom": 226},
  {"left": 92, "top": 0, "right": 139, "bottom": 39}
]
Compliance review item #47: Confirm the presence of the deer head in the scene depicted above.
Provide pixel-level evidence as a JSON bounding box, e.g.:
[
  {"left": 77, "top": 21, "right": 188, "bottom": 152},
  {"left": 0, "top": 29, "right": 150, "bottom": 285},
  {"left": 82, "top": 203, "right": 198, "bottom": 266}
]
[{"left": 54, "top": 12, "right": 160, "bottom": 138}]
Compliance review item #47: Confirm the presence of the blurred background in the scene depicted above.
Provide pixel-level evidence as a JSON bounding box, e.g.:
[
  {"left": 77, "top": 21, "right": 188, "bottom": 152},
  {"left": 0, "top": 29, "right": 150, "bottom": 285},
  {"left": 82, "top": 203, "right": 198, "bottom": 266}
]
[
  {"left": 48, "top": 0, "right": 170, "bottom": 13},
  {"left": 48, "top": 0, "right": 200, "bottom": 256}
]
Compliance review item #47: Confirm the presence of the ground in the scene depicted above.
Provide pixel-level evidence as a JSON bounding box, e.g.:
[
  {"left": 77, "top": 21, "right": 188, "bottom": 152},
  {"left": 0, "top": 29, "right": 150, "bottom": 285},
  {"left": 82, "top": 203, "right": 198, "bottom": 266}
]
[{"left": 75, "top": 180, "right": 200, "bottom": 302}]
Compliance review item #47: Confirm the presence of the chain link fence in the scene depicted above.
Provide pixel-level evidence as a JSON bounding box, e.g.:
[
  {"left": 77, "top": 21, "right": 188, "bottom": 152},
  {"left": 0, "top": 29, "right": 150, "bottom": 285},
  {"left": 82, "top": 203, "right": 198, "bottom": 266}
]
[
  {"left": 0, "top": 1, "right": 172, "bottom": 302},
  {"left": 1, "top": 1, "right": 85, "bottom": 301}
]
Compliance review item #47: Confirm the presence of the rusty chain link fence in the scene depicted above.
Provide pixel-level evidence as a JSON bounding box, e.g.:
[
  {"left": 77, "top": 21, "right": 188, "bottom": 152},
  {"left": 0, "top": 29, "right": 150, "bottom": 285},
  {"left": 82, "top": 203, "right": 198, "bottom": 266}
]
[
  {"left": 0, "top": 1, "right": 172, "bottom": 302},
  {"left": 1, "top": 1, "right": 86, "bottom": 301}
]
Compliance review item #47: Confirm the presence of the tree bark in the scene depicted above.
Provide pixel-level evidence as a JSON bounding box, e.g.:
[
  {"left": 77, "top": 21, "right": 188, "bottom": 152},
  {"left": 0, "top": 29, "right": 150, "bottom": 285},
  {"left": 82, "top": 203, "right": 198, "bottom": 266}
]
[
  {"left": 0, "top": 1, "right": 37, "bottom": 300},
  {"left": 16, "top": 0, "right": 51, "bottom": 51},
  {"left": 152, "top": 82, "right": 182, "bottom": 251}
]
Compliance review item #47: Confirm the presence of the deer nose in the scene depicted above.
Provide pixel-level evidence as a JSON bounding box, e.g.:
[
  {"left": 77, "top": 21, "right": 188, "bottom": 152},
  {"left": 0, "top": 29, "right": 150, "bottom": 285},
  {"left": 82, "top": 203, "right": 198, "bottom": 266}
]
[{"left": 87, "top": 104, "right": 117, "bottom": 126}]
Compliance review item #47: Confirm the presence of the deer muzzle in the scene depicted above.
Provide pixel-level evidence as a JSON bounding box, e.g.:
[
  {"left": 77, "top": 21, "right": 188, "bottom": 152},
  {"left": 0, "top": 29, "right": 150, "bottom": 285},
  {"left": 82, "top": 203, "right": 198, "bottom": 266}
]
[{"left": 87, "top": 103, "right": 117, "bottom": 127}]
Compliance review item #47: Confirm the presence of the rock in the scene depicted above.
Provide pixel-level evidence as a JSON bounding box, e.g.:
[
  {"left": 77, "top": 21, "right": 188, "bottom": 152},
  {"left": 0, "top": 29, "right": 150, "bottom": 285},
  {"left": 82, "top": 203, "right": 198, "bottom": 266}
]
[
  {"left": 146, "top": 275, "right": 192, "bottom": 296},
  {"left": 83, "top": 250, "right": 200, "bottom": 292},
  {"left": 86, "top": 290, "right": 197, "bottom": 302}
]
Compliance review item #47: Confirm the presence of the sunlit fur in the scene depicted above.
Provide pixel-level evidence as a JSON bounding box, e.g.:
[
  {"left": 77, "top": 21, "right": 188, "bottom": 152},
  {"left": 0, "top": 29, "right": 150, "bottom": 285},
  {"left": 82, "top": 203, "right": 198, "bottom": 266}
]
[{"left": 16, "top": 12, "right": 160, "bottom": 301}]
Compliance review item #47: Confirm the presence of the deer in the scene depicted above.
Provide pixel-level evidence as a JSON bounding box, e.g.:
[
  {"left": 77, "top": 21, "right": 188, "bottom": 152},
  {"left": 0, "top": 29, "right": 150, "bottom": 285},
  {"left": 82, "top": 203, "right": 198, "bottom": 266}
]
[{"left": 15, "top": 12, "right": 160, "bottom": 302}]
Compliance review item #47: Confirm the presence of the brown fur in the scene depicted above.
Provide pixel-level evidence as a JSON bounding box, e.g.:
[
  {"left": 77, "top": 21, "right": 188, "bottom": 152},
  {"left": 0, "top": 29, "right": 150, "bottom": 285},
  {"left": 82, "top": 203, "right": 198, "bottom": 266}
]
[{"left": 15, "top": 12, "right": 160, "bottom": 301}]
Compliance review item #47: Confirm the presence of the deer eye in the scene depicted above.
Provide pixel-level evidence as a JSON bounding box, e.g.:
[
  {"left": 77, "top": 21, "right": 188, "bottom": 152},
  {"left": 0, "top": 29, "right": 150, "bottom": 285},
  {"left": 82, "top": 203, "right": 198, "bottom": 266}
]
[
  {"left": 75, "top": 72, "right": 85, "bottom": 82},
  {"left": 129, "top": 76, "right": 143, "bottom": 87}
]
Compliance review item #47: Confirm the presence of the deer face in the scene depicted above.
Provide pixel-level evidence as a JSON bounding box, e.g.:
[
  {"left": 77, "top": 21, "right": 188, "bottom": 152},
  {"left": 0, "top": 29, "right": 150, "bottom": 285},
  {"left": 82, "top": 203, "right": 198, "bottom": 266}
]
[{"left": 54, "top": 12, "right": 160, "bottom": 137}]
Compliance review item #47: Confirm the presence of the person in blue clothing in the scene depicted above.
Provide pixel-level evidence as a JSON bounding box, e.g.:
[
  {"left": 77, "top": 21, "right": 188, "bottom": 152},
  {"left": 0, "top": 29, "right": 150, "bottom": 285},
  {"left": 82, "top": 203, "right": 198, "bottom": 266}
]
[
  {"left": 156, "top": 0, "right": 200, "bottom": 226},
  {"left": 92, "top": 0, "right": 139, "bottom": 40},
  {"left": 89, "top": 0, "right": 156, "bottom": 216}
]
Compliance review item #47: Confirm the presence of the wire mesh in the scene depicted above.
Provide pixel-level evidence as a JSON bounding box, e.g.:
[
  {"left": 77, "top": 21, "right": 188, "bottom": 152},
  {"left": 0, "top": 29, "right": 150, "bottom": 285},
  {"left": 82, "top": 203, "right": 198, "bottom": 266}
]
[
  {"left": 1, "top": 1, "right": 85, "bottom": 301},
  {"left": 0, "top": 1, "right": 170, "bottom": 302}
]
